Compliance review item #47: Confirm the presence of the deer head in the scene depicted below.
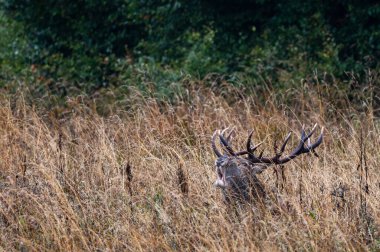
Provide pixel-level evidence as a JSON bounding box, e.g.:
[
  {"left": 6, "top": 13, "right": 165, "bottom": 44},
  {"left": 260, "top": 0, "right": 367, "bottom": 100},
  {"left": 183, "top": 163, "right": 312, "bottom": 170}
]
[{"left": 211, "top": 124, "right": 324, "bottom": 203}]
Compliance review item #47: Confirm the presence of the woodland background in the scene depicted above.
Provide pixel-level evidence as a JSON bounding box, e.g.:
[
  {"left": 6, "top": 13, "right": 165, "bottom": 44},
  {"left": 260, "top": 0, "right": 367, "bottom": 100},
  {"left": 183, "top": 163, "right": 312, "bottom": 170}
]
[{"left": 0, "top": 1, "right": 379, "bottom": 251}]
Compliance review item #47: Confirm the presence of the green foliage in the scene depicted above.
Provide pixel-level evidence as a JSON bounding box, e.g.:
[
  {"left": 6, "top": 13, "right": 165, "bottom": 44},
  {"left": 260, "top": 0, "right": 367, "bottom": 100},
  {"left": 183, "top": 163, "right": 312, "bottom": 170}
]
[
  {"left": 1, "top": 0, "right": 146, "bottom": 87},
  {"left": 0, "top": 0, "right": 379, "bottom": 97},
  {"left": 0, "top": 11, "right": 30, "bottom": 82},
  {"left": 2, "top": 0, "right": 144, "bottom": 56}
]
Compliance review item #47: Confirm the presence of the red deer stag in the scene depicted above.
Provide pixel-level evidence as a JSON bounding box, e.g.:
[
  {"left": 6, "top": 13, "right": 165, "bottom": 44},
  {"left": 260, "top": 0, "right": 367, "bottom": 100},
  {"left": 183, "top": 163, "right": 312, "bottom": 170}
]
[{"left": 211, "top": 124, "right": 324, "bottom": 203}]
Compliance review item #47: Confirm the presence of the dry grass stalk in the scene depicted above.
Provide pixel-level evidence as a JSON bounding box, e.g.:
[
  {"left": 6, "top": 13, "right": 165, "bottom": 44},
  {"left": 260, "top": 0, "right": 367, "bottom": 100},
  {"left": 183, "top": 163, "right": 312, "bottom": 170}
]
[{"left": 0, "top": 83, "right": 379, "bottom": 251}]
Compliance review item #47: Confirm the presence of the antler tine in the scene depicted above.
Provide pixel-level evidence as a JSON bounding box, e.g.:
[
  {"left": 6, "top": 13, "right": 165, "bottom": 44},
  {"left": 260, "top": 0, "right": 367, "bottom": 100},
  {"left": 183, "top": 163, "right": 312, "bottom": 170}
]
[
  {"left": 272, "top": 131, "right": 292, "bottom": 161},
  {"left": 225, "top": 127, "right": 235, "bottom": 143},
  {"left": 211, "top": 130, "right": 222, "bottom": 157},
  {"left": 307, "top": 127, "right": 324, "bottom": 150},
  {"left": 305, "top": 123, "right": 318, "bottom": 140},
  {"left": 219, "top": 129, "right": 236, "bottom": 156},
  {"left": 246, "top": 130, "right": 263, "bottom": 151},
  {"left": 300, "top": 125, "right": 306, "bottom": 140},
  {"left": 258, "top": 150, "right": 264, "bottom": 159},
  {"left": 276, "top": 125, "right": 323, "bottom": 163},
  {"left": 285, "top": 126, "right": 309, "bottom": 156},
  {"left": 220, "top": 127, "right": 230, "bottom": 137},
  {"left": 278, "top": 132, "right": 292, "bottom": 155},
  {"left": 252, "top": 142, "right": 263, "bottom": 152},
  {"left": 246, "top": 130, "right": 254, "bottom": 152},
  {"left": 234, "top": 129, "right": 263, "bottom": 157}
]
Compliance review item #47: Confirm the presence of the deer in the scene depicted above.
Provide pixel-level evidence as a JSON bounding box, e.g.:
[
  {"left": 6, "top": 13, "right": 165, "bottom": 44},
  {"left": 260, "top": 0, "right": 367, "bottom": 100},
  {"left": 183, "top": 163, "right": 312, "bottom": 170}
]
[{"left": 211, "top": 124, "right": 324, "bottom": 204}]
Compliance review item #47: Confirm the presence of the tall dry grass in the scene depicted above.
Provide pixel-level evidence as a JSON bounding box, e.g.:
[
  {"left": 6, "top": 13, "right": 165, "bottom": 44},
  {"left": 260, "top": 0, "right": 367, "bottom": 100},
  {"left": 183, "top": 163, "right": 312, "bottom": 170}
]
[{"left": 0, "top": 81, "right": 379, "bottom": 251}]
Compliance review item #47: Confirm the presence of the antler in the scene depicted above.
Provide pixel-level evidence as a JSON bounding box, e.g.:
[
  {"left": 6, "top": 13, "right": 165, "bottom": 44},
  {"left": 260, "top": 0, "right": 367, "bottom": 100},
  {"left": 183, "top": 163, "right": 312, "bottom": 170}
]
[
  {"left": 212, "top": 124, "right": 324, "bottom": 164},
  {"left": 211, "top": 130, "right": 222, "bottom": 157},
  {"left": 244, "top": 124, "right": 324, "bottom": 164},
  {"left": 212, "top": 127, "right": 237, "bottom": 157}
]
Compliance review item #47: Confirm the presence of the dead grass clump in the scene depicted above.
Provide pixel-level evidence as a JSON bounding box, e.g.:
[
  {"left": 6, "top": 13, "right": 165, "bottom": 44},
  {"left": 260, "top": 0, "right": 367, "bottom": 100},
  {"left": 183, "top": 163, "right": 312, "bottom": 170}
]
[{"left": 0, "top": 83, "right": 379, "bottom": 251}]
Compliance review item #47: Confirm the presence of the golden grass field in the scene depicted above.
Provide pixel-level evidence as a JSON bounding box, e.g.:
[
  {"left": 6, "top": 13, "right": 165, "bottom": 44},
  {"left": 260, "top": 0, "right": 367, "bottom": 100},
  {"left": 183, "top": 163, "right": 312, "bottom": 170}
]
[{"left": 0, "top": 80, "right": 379, "bottom": 251}]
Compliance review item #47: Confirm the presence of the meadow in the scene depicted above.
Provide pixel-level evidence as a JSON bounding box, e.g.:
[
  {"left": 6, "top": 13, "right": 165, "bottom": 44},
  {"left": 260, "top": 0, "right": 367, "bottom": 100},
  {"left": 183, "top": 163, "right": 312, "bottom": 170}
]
[{"left": 0, "top": 76, "right": 379, "bottom": 251}]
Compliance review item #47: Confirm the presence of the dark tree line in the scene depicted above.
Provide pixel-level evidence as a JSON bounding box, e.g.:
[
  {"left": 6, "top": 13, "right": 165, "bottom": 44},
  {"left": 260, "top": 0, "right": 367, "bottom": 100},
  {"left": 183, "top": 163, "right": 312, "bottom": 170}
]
[{"left": 2, "top": 0, "right": 379, "bottom": 85}]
